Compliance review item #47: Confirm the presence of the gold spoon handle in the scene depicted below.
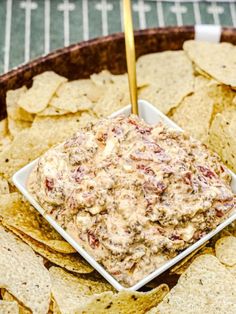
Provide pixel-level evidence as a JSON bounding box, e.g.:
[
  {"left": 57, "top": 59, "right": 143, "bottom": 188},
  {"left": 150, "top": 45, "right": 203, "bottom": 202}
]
[{"left": 123, "top": 0, "right": 138, "bottom": 115}]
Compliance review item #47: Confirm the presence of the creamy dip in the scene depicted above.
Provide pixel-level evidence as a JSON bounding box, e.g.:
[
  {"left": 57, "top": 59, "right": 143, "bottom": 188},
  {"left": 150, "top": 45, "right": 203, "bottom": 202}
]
[{"left": 28, "top": 115, "right": 235, "bottom": 287}]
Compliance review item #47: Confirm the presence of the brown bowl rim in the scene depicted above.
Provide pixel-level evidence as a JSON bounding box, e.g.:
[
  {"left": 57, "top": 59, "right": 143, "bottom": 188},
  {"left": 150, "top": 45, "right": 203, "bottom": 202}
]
[{"left": 1, "top": 25, "right": 235, "bottom": 84}]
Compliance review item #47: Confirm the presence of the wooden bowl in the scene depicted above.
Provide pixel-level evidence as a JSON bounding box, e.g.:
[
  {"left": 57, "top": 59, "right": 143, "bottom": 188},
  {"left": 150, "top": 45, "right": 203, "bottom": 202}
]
[{"left": 0, "top": 26, "right": 236, "bottom": 120}]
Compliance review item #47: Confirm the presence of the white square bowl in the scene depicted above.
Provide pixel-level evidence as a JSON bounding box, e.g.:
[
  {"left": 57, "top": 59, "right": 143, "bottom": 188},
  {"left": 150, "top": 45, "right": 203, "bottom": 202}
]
[{"left": 13, "top": 100, "right": 236, "bottom": 291}]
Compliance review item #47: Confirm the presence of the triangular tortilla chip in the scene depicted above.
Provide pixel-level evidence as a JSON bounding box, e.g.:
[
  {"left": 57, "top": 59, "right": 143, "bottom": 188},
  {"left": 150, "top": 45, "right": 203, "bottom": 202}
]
[
  {"left": 184, "top": 40, "right": 236, "bottom": 88},
  {"left": 154, "top": 255, "right": 236, "bottom": 313},
  {"left": 5, "top": 225, "right": 93, "bottom": 274},
  {"left": 0, "top": 301, "right": 19, "bottom": 314},
  {"left": 0, "top": 192, "right": 75, "bottom": 253},
  {"left": 0, "top": 226, "right": 51, "bottom": 314},
  {"left": 50, "top": 266, "right": 168, "bottom": 314},
  {"left": 215, "top": 236, "right": 236, "bottom": 267}
]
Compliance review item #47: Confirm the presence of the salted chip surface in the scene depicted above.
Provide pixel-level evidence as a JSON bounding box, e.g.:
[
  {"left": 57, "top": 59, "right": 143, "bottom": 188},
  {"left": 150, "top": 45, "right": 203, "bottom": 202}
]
[
  {"left": 209, "top": 83, "right": 235, "bottom": 116},
  {"left": 18, "top": 71, "right": 67, "bottom": 113},
  {"left": 57, "top": 79, "right": 103, "bottom": 102},
  {"left": 136, "top": 51, "right": 194, "bottom": 114},
  {"left": 209, "top": 109, "right": 236, "bottom": 172},
  {"left": 0, "top": 176, "right": 9, "bottom": 194},
  {"left": 0, "top": 226, "right": 51, "bottom": 314},
  {"left": 184, "top": 40, "right": 236, "bottom": 88},
  {"left": 154, "top": 254, "right": 236, "bottom": 314},
  {"left": 50, "top": 93, "right": 92, "bottom": 113},
  {"left": 193, "top": 65, "right": 212, "bottom": 79},
  {"left": 93, "top": 84, "right": 129, "bottom": 117},
  {"left": 0, "top": 119, "right": 8, "bottom": 139},
  {"left": 0, "top": 135, "right": 12, "bottom": 154},
  {"left": 8, "top": 226, "right": 93, "bottom": 273},
  {"left": 170, "top": 85, "right": 214, "bottom": 143},
  {"left": 2, "top": 290, "right": 30, "bottom": 314},
  {"left": 90, "top": 70, "right": 128, "bottom": 88},
  {"left": 226, "top": 264, "right": 236, "bottom": 279},
  {"left": 81, "top": 285, "right": 169, "bottom": 314},
  {"left": 7, "top": 117, "right": 32, "bottom": 138},
  {"left": 193, "top": 75, "right": 211, "bottom": 90},
  {"left": 0, "top": 301, "right": 19, "bottom": 314},
  {"left": 233, "top": 95, "right": 236, "bottom": 105},
  {"left": 49, "top": 266, "right": 113, "bottom": 314},
  {"left": 215, "top": 236, "right": 236, "bottom": 267},
  {"left": 170, "top": 246, "right": 213, "bottom": 275},
  {"left": 50, "top": 267, "right": 168, "bottom": 314},
  {"left": 37, "top": 105, "right": 69, "bottom": 116},
  {"left": 6, "top": 86, "right": 34, "bottom": 121},
  {"left": 0, "top": 192, "right": 75, "bottom": 253}
]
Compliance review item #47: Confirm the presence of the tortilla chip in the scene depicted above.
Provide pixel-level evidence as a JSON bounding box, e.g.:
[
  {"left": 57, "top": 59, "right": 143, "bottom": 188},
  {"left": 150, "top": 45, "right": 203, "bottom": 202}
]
[
  {"left": 37, "top": 105, "right": 69, "bottom": 116},
  {"left": 208, "top": 109, "right": 236, "bottom": 172},
  {"left": 0, "top": 134, "right": 12, "bottom": 154},
  {"left": 91, "top": 70, "right": 128, "bottom": 88},
  {"left": 32, "top": 111, "right": 90, "bottom": 131},
  {"left": 50, "top": 95, "right": 92, "bottom": 113},
  {"left": 209, "top": 83, "right": 235, "bottom": 116},
  {"left": 7, "top": 226, "right": 93, "bottom": 274},
  {"left": 7, "top": 117, "right": 32, "bottom": 138},
  {"left": 50, "top": 266, "right": 168, "bottom": 314},
  {"left": 0, "top": 112, "right": 93, "bottom": 181},
  {"left": 193, "top": 64, "right": 212, "bottom": 79},
  {"left": 170, "top": 247, "right": 214, "bottom": 276},
  {"left": 170, "top": 85, "right": 214, "bottom": 143},
  {"left": 6, "top": 87, "right": 34, "bottom": 122},
  {"left": 226, "top": 264, "right": 236, "bottom": 279},
  {"left": 57, "top": 79, "right": 103, "bottom": 102},
  {"left": 0, "top": 192, "right": 75, "bottom": 253},
  {"left": 0, "top": 119, "right": 8, "bottom": 138},
  {"left": 215, "top": 236, "right": 236, "bottom": 267},
  {"left": 51, "top": 298, "right": 60, "bottom": 314},
  {"left": 0, "top": 226, "right": 51, "bottom": 314},
  {"left": 2, "top": 290, "right": 30, "bottom": 314},
  {"left": 49, "top": 266, "right": 113, "bottom": 314},
  {"left": 82, "top": 285, "right": 169, "bottom": 314},
  {"left": 76, "top": 111, "right": 98, "bottom": 127},
  {"left": 210, "top": 228, "right": 234, "bottom": 248},
  {"left": 184, "top": 40, "right": 236, "bottom": 88},
  {"left": 136, "top": 51, "right": 194, "bottom": 114},
  {"left": 0, "top": 301, "right": 19, "bottom": 314},
  {"left": 0, "top": 176, "right": 9, "bottom": 194},
  {"left": 93, "top": 84, "right": 129, "bottom": 117},
  {"left": 18, "top": 71, "right": 67, "bottom": 113},
  {"left": 155, "top": 254, "right": 236, "bottom": 313},
  {"left": 170, "top": 243, "right": 210, "bottom": 274},
  {"left": 193, "top": 75, "right": 211, "bottom": 90}
]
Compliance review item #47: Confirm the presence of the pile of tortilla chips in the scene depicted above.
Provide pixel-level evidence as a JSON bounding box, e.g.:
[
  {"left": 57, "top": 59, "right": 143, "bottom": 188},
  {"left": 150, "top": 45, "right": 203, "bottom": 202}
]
[{"left": 0, "top": 40, "right": 236, "bottom": 313}]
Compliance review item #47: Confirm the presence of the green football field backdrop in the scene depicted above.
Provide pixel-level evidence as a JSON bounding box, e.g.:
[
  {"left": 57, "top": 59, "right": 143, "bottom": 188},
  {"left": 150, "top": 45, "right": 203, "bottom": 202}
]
[{"left": 0, "top": 0, "right": 235, "bottom": 74}]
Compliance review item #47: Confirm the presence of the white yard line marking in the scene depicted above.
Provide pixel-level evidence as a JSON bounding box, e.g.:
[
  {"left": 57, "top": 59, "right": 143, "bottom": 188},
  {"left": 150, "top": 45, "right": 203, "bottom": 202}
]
[
  {"left": 95, "top": 0, "right": 113, "bottom": 36},
  {"left": 229, "top": 2, "right": 236, "bottom": 27},
  {"left": 170, "top": 1, "right": 187, "bottom": 27},
  {"left": 82, "top": 0, "right": 89, "bottom": 40},
  {"left": 207, "top": 1, "right": 224, "bottom": 25},
  {"left": 133, "top": 0, "right": 151, "bottom": 29},
  {"left": 4, "top": 0, "right": 12, "bottom": 72},
  {"left": 44, "top": 0, "right": 50, "bottom": 54},
  {"left": 193, "top": 0, "right": 201, "bottom": 25},
  {"left": 58, "top": 0, "right": 75, "bottom": 47},
  {"left": 156, "top": 1, "right": 165, "bottom": 27},
  {"left": 20, "top": 0, "right": 38, "bottom": 63}
]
